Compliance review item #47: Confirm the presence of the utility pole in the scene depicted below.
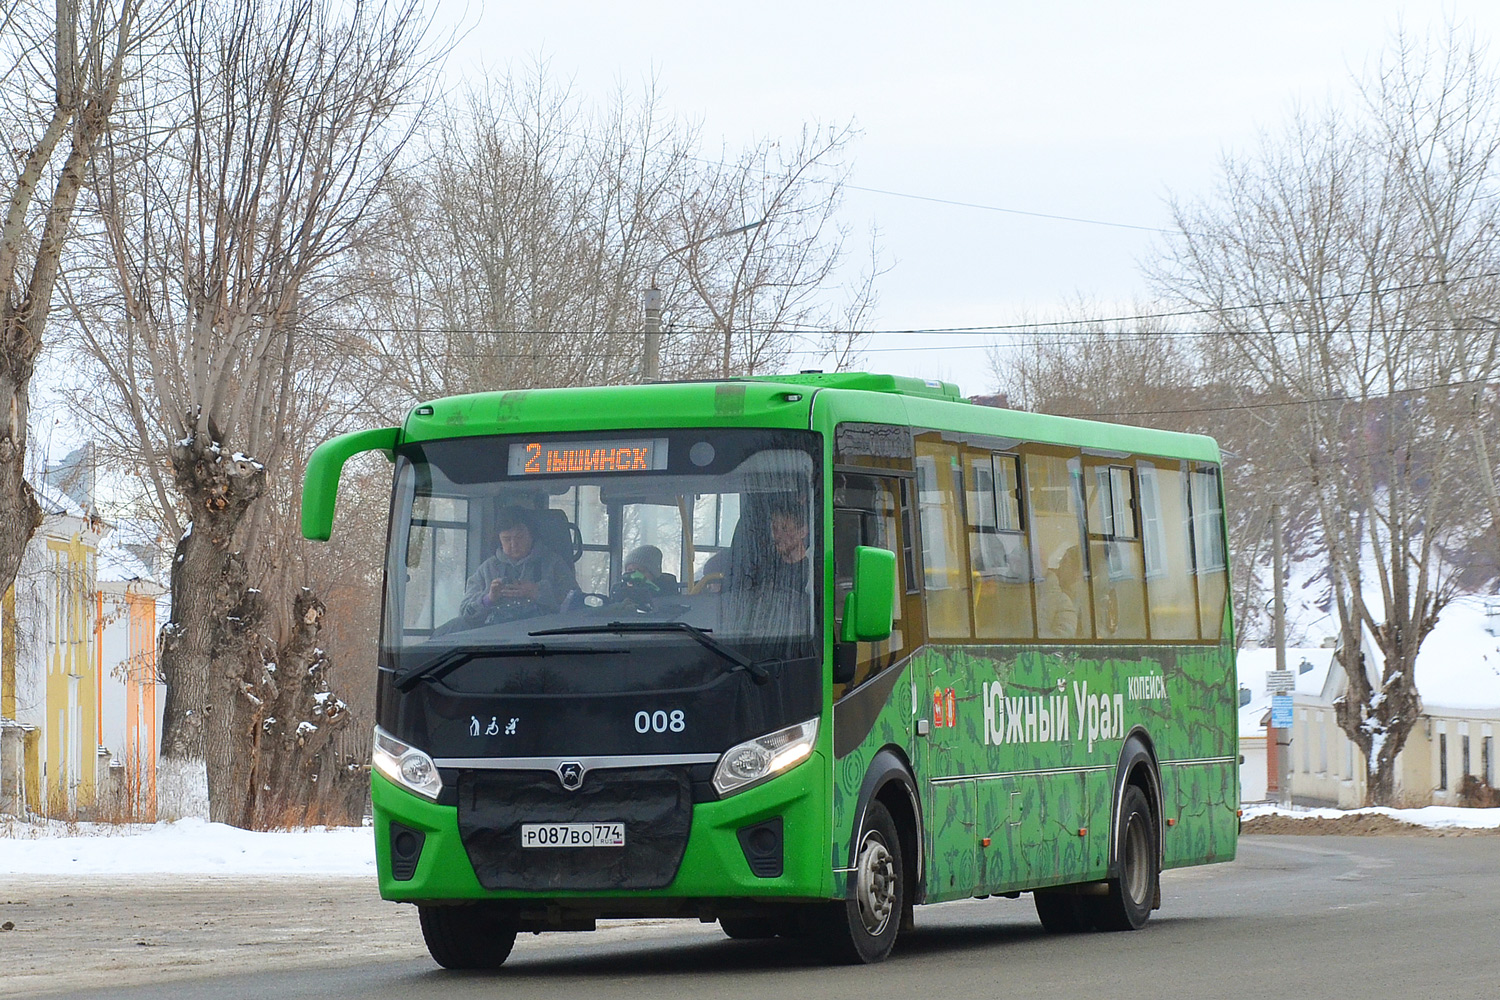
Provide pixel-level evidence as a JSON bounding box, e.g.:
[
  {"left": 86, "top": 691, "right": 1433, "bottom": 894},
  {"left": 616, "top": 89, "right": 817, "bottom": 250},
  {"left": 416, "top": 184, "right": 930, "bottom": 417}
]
[
  {"left": 639, "top": 219, "right": 764, "bottom": 383},
  {"left": 642, "top": 287, "right": 663, "bottom": 382},
  {"left": 1272, "top": 502, "right": 1291, "bottom": 807}
]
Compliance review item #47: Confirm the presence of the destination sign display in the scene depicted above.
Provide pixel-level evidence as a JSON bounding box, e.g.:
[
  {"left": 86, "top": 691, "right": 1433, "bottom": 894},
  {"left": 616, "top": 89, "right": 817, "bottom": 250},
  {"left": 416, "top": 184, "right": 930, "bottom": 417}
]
[{"left": 507, "top": 437, "right": 669, "bottom": 476}]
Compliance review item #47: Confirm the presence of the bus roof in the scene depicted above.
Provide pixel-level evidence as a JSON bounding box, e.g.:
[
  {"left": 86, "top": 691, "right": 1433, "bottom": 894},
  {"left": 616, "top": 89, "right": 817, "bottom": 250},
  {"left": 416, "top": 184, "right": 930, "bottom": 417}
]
[{"left": 397, "top": 374, "right": 1219, "bottom": 463}]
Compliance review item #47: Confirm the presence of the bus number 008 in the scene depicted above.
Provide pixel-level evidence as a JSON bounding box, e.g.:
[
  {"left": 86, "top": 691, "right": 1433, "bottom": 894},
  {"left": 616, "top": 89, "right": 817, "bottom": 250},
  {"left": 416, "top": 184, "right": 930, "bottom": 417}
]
[{"left": 634, "top": 710, "right": 685, "bottom": 734}]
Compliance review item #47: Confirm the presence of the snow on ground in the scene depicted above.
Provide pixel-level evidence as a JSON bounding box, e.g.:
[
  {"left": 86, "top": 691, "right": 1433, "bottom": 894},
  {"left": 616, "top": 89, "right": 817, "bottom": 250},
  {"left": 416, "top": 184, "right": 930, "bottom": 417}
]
[
  {"left": 1242, "top": 803, "right": 1500, "bottom": 830},
  {"left": 0, "top": 817, "right": 376, "bottom": 876},
  {"left": 3, "top": 804, "right": 1499, "bottom": 876}
]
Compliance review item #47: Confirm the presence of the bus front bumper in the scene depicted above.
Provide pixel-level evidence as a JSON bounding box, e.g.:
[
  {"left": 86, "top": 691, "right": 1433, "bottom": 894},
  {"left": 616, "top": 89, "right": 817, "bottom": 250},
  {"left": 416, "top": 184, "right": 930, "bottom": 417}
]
[{"left": 370, "top": 755, "right": 832, "bottom": 904}]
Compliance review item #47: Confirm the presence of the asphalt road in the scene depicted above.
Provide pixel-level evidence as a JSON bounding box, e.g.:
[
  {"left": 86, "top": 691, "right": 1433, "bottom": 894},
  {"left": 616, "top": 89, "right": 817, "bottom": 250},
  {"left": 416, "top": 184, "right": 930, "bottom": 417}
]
[{"left": 6, "top": 834, "right": 1497, "bottom": 1000}]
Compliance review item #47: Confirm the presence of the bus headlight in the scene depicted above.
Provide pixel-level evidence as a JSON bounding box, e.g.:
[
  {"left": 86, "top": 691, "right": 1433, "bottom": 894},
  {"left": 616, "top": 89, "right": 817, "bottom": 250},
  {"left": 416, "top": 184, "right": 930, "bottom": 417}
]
[
  {"left": 713, "top": 717, "right": 819, "bottom": 796},
  {"left": 373, "top": 726, "right": 443, "bottom": 801}
]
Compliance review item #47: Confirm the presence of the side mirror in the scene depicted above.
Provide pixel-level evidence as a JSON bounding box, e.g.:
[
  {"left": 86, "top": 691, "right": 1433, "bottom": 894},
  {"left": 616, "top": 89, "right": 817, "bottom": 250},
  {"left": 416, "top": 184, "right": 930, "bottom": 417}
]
[
  {"left": 301, "top": 427, "right": 399, "bottom": 541},
  {"left": 840, "top": 546, "right": 895, "bottom": 644}
]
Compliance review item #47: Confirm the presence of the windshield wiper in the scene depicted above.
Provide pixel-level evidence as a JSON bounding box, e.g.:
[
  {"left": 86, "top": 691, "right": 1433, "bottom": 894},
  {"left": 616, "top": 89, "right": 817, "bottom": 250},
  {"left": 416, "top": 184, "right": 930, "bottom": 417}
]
[
  {"left": 530, "top": 621, "right": 772, "bottom": 684},
  {"left": 392, "top": 642, "right": 628, "bottom": 692}
]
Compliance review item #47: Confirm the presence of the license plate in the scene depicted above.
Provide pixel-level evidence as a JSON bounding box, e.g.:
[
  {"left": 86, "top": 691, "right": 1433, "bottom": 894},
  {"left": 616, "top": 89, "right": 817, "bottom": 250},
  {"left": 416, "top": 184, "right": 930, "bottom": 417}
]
[{"left": 520, "top": 822, "right": 626, "bottom": 848}]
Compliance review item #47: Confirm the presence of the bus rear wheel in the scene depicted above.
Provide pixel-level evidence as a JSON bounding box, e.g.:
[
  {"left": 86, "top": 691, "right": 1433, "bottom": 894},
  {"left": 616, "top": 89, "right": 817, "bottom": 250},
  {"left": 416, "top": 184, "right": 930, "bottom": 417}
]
[
  {"left": 418, "top": 903, "right": 518, "bottom": 970},
  {"left": 1033, "top": 890, "right": 1093, "bottom": 933},
  {"left": 809, "top": 799, "right": 904, "bottom": 964},
  {"left": 1091, "top": 785, "right": 1158, "bottom": 931}
]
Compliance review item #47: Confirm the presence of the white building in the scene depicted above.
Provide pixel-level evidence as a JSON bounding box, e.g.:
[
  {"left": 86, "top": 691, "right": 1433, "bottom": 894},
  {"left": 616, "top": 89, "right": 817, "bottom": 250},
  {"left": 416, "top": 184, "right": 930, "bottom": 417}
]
[{"left": 1237, "top": 598, "right": 1500, "bottom": 808}]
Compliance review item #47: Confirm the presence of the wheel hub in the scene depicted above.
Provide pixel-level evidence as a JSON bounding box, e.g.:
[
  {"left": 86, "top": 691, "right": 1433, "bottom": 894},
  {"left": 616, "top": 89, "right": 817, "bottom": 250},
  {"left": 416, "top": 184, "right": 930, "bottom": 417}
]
[{"left": 855, "top": 833, "right": 896, "bottom": 935}]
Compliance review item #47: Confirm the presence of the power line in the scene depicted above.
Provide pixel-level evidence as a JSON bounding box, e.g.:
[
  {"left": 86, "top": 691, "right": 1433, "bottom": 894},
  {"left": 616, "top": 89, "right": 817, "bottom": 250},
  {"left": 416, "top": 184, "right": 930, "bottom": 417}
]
[
  {"left": 843, "top": 184, "right": 1183, "bottom": 235},
  {"left": 1056, "top": 375, "right": 1495, "bottom": 420}
]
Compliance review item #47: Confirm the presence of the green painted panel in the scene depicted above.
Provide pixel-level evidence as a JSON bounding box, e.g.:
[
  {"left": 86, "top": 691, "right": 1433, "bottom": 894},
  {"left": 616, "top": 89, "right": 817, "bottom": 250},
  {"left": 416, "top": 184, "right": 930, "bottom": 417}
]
[{"left": 831, "top": 638, "right": 1237, "bottom": 900}]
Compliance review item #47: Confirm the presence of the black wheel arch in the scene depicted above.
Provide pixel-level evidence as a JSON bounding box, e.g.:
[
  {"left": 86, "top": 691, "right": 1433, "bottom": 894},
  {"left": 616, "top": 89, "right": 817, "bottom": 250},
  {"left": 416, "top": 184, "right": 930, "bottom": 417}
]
[
  {"left": 1109, "top": 728, "right": 1164, "bottom": 879},
  {"left": 846, "top": 746, "right": 923, "bottom": 903}
]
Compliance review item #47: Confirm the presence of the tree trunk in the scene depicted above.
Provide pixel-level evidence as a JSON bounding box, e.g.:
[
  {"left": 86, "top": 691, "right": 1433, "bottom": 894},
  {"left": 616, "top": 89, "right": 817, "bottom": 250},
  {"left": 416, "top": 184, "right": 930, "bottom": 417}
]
[
  {"left": 157, "top": 433, "right": 266, "bottom": 824},
  {"left": 0, "top": 362, "right": 43, "bottom": 600},
  {"left": 234, "top": 589, "right": 358, "bottom": 829}
]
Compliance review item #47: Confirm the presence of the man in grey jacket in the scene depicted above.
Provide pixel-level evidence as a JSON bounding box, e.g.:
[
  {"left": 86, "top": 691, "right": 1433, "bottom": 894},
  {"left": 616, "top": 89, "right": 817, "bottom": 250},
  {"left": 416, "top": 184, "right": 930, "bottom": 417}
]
[{"left": 457, "top": 507, "right": 579, "bottom": 625}]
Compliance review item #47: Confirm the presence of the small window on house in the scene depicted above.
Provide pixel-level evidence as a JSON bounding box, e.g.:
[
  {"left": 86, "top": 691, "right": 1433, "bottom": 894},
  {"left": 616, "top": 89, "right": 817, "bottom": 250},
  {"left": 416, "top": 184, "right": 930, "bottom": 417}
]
[
  {"left": 1439, "top": 733, "right": 1449, "bottom": 790},
  {"left": 1318, "top": 716, "right": 1327, "bottom": 774},
  {"left": 1462, "top": 734, "right": 1471, "bottom": 778},
  {"left": 1301, "top": 712, "right": 1310, "bottom": 773},
  {"left": 1483, "top": 735, "right": 1494, "bottom": 786}
]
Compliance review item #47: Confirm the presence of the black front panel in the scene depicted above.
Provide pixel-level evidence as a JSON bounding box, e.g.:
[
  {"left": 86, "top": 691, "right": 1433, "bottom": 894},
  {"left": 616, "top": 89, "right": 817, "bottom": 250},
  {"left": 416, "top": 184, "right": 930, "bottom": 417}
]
[
  {"left": 457, "top": 767, "right": 692, "bottom": 891},
  {"left": 379, "top": 653, "right": 819, "bottom": 761}
]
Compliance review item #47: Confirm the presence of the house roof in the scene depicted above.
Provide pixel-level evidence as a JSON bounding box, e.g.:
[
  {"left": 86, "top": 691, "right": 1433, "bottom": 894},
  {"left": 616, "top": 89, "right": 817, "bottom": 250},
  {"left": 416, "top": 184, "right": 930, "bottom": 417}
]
[
  {"left": 1236, "top": 647, "right": 1337, "bottom": 738},
  {"left": 1412, "top": 597, "right": 1500, "bottom": 712}
]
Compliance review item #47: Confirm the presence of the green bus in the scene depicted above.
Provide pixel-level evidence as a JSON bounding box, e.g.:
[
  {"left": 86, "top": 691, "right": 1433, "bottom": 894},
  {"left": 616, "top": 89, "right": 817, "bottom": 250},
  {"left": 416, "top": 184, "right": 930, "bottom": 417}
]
[{"left": 301, "top": 372, "right": 1238, "bottom": 967}]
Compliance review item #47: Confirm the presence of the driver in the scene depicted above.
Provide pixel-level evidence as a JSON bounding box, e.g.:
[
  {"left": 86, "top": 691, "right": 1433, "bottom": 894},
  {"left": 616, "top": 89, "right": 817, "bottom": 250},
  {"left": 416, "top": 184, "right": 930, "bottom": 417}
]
[{"left": 457, "top": 507, "right": 578, "bottom": 625}]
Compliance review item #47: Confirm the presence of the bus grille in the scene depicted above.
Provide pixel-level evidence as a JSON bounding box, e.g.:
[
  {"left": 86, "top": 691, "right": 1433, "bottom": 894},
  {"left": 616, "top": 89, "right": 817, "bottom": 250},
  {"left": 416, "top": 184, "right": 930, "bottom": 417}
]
[{"left": 456, "top": 766, "right": 694, "bottom": 891}]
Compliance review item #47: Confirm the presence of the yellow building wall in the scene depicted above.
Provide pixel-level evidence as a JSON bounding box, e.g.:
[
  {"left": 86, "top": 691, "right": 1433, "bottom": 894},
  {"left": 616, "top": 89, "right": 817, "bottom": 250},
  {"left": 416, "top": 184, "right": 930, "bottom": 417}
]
[
  {"left": 2, "top": 585, "right": 15, "bottom": 720},
  {"left": 45, "top": 534, "right": 98, "bottom": 816},
  {"left": 123, "top": 590, "right": 158, "bottom": 821}
]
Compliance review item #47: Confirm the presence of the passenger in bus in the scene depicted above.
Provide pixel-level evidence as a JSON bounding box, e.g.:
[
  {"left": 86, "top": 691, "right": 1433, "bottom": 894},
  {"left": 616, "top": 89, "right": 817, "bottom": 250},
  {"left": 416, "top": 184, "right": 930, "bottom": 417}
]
[
  {"left": 456, "top": 506, "right": 579, "bottom": 625},
  {"left": 1039, "top": 546, "right": 1086, "bottom": 639},
  {"left": 611, "top": 544, "right": 679, "bottom": 609},
  {"left": 694, "top": 550, "right": 728, "bottom": 594}
]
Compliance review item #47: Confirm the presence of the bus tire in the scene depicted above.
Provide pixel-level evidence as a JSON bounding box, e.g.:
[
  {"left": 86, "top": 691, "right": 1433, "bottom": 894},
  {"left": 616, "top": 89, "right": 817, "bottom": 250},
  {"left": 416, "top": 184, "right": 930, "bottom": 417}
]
[
  {"left": 1091, "top": 785, "right": 1157, "bottom": 931},
  {"left": 811, "top": 799, "right": 904, "bottom": 964},
  {"left": 720, "top": 916, "right": 779, "bottom": 939},
  {"left": 1033, "top": 890, "right": 1093, "bottom": 933},
  {"left": 418, "top": 904, "right": 517, "bottom": 970}
]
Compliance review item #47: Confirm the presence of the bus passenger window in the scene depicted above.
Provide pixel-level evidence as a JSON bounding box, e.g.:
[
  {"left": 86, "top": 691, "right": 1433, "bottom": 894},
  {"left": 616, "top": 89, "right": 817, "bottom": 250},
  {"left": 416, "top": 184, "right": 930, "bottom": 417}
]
[
  {"left": 1085, "top": 463, "right": 1147, "bottom": 641},
  {"left": 1026, "top": 450, "right": 1092, "bottom": 640},
  {"left": 1191, "top": 467, "right": 1228, "bottom": 640},
  {"left": 1138, "top": 462, "right": 1198, "bottom": 640},
  {"left": 915, "top": 438, "right": 973, "bottom": 639},
  {"left": 969, "top": 451, "right": 1033, "bottom": 640}
]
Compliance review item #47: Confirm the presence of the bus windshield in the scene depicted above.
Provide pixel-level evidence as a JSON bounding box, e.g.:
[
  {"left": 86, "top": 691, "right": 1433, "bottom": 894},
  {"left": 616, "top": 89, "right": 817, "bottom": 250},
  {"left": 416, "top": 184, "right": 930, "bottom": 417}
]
[{"left": 382, "top": 428, "right": 820, "bottom": 674}]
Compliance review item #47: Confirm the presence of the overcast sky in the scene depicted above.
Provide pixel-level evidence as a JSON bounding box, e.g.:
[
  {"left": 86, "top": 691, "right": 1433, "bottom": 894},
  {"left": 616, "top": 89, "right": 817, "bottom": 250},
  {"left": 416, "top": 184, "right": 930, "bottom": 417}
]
[{"left": 445, "top": 1, "right": 1500, "bottom": 394}]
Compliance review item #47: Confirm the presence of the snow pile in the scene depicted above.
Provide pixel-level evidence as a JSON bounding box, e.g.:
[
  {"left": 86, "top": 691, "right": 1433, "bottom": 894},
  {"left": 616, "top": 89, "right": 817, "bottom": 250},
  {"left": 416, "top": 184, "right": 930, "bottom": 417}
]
[
  {"left": 1242, "top": 803, "right": 1500, "bottom": 830},
  {"left": 0, "top": 817, "right": 376, "bottom": 876}
]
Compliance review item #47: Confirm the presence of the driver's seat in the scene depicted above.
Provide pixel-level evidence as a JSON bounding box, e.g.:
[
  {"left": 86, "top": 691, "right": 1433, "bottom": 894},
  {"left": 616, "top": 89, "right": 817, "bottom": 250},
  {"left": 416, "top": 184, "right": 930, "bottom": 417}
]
[{"left": 529, "top": 507, "right": 584, "bottom": 563}]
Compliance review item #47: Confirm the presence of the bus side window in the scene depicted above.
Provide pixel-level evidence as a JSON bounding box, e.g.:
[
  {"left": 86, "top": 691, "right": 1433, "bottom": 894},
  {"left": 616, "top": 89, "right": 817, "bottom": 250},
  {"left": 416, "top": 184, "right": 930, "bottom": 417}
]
[
  {"left": 1139, "top": 461, "right": 1198, "bottom": 639},
  {"left": 1026, "top": 448, "right": 1093, "bottom": 640},
  {"left": 833, "top": 473, "right": 906, "bottom": 694},
  {"left": 1084, "top": 462, "right": 1148, "bottom": 640},
  {"left": 1190, "top": 465, "right": 1228, "bottom": 640},
  {"left": 915, "top": 436, "right": 973, "bottom": 639},
  {"left": 969, "top": 450, "right": 1034, "bottom": 640}
]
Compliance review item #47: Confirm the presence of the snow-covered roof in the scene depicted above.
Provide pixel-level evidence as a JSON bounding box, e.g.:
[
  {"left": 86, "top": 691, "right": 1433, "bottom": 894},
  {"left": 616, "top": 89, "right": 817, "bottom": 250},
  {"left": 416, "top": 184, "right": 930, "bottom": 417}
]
[
  {"left": 1412, "top": 597, "right": 1500, "bottom": 712},
  {"left": 1236, "top": 646, "right": 1336, "bottom": 738},
  {"left": 96, "top": 518, "right": 170, "bottom": 588},
  {"left": 32, "top": 475, "right": 89, "bottom": 520}
]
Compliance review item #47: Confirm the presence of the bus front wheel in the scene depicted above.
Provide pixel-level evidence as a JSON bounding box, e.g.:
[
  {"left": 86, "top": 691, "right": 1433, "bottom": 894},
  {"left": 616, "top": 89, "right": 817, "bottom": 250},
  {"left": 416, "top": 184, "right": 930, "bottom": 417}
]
[
  {"left": 418, "top": 903, "right": 518, "bottom": 970},
  {"left": 810, "top": 799, "right": 905, "bottom": 963}
]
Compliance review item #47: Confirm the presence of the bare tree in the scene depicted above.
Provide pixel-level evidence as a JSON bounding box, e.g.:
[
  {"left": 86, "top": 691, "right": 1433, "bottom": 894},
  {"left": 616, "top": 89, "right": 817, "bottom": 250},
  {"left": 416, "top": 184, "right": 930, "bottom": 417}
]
[
  {"left": 0, "top": 0, "right": 159, "bottom": 600},
  {"left": 351, "top": 69, "right": 874, "bottom": 410},
  {"left": 1152, "top": 27, "right": 1500, "bottom": 805},
  {"left": 67, "top": 0, "right": 437, "bottom": 824}
]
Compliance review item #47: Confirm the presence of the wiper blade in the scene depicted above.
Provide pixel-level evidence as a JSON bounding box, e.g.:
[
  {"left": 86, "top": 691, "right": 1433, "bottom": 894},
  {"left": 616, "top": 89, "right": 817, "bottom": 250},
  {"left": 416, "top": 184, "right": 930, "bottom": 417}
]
[
  {"left": 530, "top": 621, "right": 772, "bottom": 684},
  {"left": 392, "top": 642, "right": 627, "bottom": 692}
]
